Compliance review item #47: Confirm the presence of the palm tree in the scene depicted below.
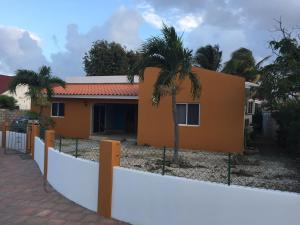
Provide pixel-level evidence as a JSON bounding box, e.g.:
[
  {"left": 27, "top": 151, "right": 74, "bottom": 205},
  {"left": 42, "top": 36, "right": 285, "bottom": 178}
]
[
  {"left": 194, "top": 44, "right": 222, "bottom": 71},
  {"left": 9, "top": 66, "right": 65, "bottom": 115},
  {"left": 128, "top": 24, "right": 201, "bottom": 163},
  {"left": 222, "top": 48, "right": 270, "bottom": 82}
]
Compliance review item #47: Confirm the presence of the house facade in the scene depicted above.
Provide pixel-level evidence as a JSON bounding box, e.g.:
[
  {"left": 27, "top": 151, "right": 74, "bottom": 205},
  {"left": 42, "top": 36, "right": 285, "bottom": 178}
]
[
  {"left": 0, "top": 74, "right": 31, "bottom": 110},
  {"left": 33, "top": 67, "right": 245, "bottom": 153}
]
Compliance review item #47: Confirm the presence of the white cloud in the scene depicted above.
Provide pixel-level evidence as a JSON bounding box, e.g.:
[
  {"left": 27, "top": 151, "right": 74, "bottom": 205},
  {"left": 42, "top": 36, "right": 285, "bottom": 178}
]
[
  {"left": 142, "top": 8, "right": 164, "bottom": 28},
  {"left": 177, "top": 15, "right": 203, "bottom": 31},
  {"left": 0, "top": 7, "right": 143, "bottom": 77},
  {"left": 137, "top": 0, "right": 300, "bottom": 62},
  {"left": 50, "top": 7, "right": 143, "bottom": 77},
  {"left": 0, "top": 25, "right": 48, "bottom": 74}
]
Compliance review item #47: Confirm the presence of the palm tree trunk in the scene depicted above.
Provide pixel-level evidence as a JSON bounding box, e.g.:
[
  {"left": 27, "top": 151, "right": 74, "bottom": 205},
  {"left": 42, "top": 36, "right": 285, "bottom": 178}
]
[{"left": 171, "top": 87, "right": 179, "bottom": 163}]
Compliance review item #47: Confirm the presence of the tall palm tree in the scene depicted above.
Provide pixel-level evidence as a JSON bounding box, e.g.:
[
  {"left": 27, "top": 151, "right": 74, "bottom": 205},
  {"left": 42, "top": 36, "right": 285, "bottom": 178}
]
[
  {"left": 222, "top": 48, "right": 270, "bottom": 82},
  {"left": 128, "top": 24, "right": 201, "bottom": 162},
  {"left": 9, "top": 66, "right": 65, "bottom": 115},
  {"left": 194, "top": 44, "right": 222, "bottom": 71}
]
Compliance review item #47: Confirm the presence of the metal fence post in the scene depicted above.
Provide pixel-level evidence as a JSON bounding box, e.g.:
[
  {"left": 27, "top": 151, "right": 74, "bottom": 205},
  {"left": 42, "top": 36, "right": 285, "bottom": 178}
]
[
  {"left": 59, "top": 136, "right": 62, "bottom": 152},
  {"left": 228, "top": 153, "right": 231, "bottom": 186},
  {"left": 75, "top": 138, "right": 78, "bottom": 158},
  {"left": 162, "top": 146, "right": 166, "bottom": 175}
]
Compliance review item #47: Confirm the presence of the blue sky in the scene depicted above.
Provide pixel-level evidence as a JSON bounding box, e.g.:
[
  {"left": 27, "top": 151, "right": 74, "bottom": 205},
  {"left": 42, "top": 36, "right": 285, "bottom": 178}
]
[{"left": 0, "top": 0, "right": 299, "bottom": 77}]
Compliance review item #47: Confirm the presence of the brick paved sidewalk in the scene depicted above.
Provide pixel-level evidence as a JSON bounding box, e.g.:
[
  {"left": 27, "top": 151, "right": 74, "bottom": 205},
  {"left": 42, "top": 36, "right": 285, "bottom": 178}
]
[{"left": 0, "top": 149, "right": 129, "bottom": 225}]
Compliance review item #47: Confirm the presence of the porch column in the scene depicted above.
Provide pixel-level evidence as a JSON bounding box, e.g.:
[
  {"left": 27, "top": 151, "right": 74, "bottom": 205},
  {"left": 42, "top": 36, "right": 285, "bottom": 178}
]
[{"left": 30, "top": 124, "right": 40, "bottom": 159}]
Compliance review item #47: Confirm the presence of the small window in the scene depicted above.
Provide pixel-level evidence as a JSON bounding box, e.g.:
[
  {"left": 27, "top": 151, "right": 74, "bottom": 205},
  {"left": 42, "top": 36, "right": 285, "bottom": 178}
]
[
  {"left": 51, "top": 103, "right": 65, "bottom": 117},
  {"left": 247, "top": 101, "right": 253, "bottom": 114},
  {"left": 177, "top": 104, "right": 187, "bottom": 124},
  {"left": 176, "top": 103, "right": 200, "bottom": 126}
]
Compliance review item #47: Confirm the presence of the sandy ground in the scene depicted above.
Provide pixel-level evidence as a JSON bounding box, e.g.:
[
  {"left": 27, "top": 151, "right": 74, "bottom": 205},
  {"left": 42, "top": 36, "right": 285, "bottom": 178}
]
[{"left": 55, "top": 139, "right": 300, "bottom": 193}]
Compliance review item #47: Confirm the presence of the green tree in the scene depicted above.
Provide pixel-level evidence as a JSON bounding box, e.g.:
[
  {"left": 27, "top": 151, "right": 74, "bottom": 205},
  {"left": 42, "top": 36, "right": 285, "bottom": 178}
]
[
  {"left": 9, "top": 66, "right": 65, "bottom": 115},
  {"left": 0, "top": 95, "right": 17, "bottom": 109},
  {"left": 258, "top": 25, "right": 300, "bottom": 109},
  {"left": 128, "top": 24, "right": 201, "bottom": 162},
  {"left": 83, "top": 40, "right": 141, "bottom": 76},
  {"left": 194, "top": 44, "right": 222, "bottom": 71},
  {"left": 222, "top": 48, "right": 269, "bottom": 81},
  {"left": 257, "top": 21, "right": 300, "bottom": 153}
]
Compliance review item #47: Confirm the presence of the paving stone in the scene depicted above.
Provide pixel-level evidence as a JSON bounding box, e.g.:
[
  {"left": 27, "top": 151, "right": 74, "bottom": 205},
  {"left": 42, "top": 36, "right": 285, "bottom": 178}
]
[{"left": 0, "top": 148, "right": 130, "bottom": 225}]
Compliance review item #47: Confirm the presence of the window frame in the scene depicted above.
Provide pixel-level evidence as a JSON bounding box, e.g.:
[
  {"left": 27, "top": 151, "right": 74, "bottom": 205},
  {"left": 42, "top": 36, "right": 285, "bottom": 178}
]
[
  {"left": 176, "top": 103, "right": 200, "bottom": 127},
  {"left": 51, "top": 102, "right": 65, "bottom": 118},
  {"left": 247, "top": 101, "right": 254, "bottom": 114}
]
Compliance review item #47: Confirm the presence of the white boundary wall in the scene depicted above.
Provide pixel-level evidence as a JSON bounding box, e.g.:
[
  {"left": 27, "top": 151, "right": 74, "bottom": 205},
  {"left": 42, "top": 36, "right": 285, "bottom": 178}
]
[
  {"left": 34, "top": 137, "right": 45, "bottom": 174},
  {"left": 112, "top": 167, "right": 300, "bottom": 225},
  {"left": 47, "top": 148, "right": 99, "bottom": 211},
  {"left": 5, "top": 131, "right": 26, "bottom": 152}
]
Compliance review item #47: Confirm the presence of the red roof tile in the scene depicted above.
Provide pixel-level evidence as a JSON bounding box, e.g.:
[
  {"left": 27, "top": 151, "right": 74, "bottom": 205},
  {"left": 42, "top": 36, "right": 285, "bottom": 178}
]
[
  {"left": 53, "top": 83, "right": 139, "bottom": 96},
  {"left": 0, "top": 75, "right": 13, "bottom": 94}
]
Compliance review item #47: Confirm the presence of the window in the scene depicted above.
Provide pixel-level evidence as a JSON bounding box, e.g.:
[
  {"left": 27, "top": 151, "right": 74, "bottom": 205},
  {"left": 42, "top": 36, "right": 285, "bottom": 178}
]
[
  {"left": 247, "top": 101, "right": 253, "bottom": 114},
  {"left": 51, "top": 103, "right": 65, "bottom": 117},
  {"left": 176, "top": 103, "right": 200, "bottom": 126}
]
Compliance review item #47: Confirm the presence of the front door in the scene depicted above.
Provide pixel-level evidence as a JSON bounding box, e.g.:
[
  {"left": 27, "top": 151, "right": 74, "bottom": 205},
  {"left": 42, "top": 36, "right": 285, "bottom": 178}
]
[{"left": 93, "top": 104, "right": 106, "bottom": 133}]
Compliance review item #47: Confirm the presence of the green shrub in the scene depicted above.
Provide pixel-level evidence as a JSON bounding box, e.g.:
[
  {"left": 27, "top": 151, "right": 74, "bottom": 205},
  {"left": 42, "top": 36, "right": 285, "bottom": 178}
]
[
  {"left": 272, "top": 101, "right": 300, "bottom": 154},
  {"left": 24, "top": 111, "right": 55, "bottom": 129},
  {"left": 0, "top": 95, "right": 17, "bottom": 109}
]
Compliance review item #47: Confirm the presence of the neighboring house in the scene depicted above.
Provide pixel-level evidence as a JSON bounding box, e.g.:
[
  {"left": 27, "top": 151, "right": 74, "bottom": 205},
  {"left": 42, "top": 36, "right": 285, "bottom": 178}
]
[
  {"left": 0, "top": 74, "right": 31, "bottom": 110},
  {"left": 33, "top": 67, "right": 246, "bottom": 153},
  {"left": 244, "top": 82, "right": 262, "bottom": 127}
]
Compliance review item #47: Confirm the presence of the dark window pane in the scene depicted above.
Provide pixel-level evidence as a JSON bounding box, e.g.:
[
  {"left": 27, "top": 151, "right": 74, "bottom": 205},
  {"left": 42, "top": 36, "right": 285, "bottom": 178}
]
[
  {"left": 52, "top": 103, "right": 58, "bottom": 116},
  {"left": 176, "top": 104, "right": 186, "bottom": 124},
  {"left": 188, "top": 104, "right": 199, "bottom": 125},
  {"left": 248, "top": 102, "right": 253, "bottom": 114},
  {"left": 58, "top": 103, "right": 65, "bottom": 116}
]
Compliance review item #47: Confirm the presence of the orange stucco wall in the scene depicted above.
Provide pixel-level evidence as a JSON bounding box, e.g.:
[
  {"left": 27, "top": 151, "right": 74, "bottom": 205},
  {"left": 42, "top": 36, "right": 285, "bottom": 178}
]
[
  {"left": 33, "top": 98, "right": 137, "bottom": 139},
  {"left": 137, "top": 67, "right": 245, "bottom": 153}
]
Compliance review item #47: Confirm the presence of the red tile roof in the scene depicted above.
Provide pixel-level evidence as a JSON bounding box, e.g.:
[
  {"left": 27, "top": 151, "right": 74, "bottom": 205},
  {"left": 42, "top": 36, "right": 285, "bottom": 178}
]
[
  {"left": 0, "top": 75, "right": 13, "bottom": 94},
  {"left": 52, "top": 83, "right": 139, "bottom": 96}
]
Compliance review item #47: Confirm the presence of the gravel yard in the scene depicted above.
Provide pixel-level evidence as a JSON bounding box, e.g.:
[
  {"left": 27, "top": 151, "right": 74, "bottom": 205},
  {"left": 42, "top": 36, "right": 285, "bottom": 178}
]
[{"left": 56, "top": 139, "right": 300, "bottom": 193}]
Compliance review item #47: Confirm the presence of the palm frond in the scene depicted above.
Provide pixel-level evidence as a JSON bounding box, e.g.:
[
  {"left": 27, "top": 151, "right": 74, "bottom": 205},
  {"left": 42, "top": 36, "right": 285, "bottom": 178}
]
[
  {"left": 255, "top": 55, "right": 271, "bottom": 69},
  {"left": 49, "top": 76, "right": 66, "bottom": 88},
  {"left": 152, "top": 69, "right": 174, "bottom": 106},
  {"left": 9, "top": 70, "right": 38, "bottom": 93},
  {"left": 189, "top": 72, "right": 201, "bottom": 99},
  {"left": 39, "top": 66, "right": 51, "bottom": 78}
]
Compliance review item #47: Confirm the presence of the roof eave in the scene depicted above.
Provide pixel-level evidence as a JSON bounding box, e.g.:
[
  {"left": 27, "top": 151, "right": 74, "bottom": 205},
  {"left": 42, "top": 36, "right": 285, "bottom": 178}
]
[{"left": 52, "top": 94, "right": 138, "bottom": 100}]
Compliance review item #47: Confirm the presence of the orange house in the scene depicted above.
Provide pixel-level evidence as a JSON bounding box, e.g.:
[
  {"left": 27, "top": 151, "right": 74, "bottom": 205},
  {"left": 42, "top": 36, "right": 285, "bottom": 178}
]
[{"left": 35, "top": 67, "right": 245, "bottom": 153}]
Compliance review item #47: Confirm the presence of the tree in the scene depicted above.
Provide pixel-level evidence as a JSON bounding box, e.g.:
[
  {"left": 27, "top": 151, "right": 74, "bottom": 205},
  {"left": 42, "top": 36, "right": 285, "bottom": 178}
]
[
  {"left": 194, "top": 44, "right": 222, "bottom": 71},
  {"left": 258, "top": 22, "right": 300, "bottom": 109},
  {"left": 9, "top": 66, "right": 65, "bottom": 115},
  {"left": 0, "top": 95, "right": 17, "bottom": 109},
  {"left": 257, "top": 20, "right": 300, "bottom": 153},
  {"left": 222, "top": 48, "right": 269, "bottom": 82},
  {"left": 83, "top": 40, "right": 141, "bottom": 76},
  {"left": 128, "top": 24, "right": 201, "bottom": 162}
]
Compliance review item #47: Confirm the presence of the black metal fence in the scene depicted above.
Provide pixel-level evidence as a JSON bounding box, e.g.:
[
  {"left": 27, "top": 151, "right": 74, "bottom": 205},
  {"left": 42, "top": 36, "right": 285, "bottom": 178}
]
[
  {"left": 160, "top": 147, "right": 234, "bottom": 185},
  {"left": 55, "top": 136, "right": 99, "bottom": 158}
]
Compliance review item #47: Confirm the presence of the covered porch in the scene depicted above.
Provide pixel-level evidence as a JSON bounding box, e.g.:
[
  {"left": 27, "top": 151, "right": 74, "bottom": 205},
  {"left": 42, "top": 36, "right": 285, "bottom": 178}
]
[{"left": 91, "top": 103, "right": 138, "bottom": 136}]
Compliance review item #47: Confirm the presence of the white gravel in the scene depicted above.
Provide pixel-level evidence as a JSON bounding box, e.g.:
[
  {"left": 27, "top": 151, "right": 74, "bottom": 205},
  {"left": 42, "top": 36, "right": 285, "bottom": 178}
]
[{"left": 58, "top": 139, "right": 300, "bottom": 193}]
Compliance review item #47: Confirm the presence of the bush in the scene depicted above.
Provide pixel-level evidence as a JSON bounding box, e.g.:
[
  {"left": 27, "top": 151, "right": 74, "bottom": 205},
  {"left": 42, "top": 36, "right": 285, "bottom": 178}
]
[
  {"left": 24, "top": 111, "right": 54, "bottom": 129},
  {"left": 272, "top": 101, "right": 300, "bottom": 154},
  {"left": 0, "top": 95, "right": 17, "bottom": 109}
]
